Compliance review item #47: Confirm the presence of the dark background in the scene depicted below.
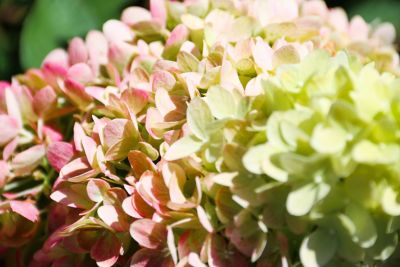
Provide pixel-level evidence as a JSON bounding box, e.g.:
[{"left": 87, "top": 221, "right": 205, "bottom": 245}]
[{"left": 0, "top": 0, "right": 399, "bottom": 80}]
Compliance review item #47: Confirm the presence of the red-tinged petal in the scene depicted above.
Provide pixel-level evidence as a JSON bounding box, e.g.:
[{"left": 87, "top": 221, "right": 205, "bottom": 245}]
[
  {"left": 128, "top": 150, "right": 156, "bottom": 179},
  {"left": 50, "top": 183, "right": 93, "bottom": 209},
  {"left": 33, "top": 86, "right": 57, "bottom": 116},
  {"left": 5, "top": 88, "right": 22, "bottom": 128},
  {"left": 208, "top": 235, "right": 248, "bottom": 267},
  {"left": 103, "top": 20, "right": 134, "bottom": 42},
  {"left": 162, "top": 162, "right": 186, "bottom": 204},
  {"left": 145, "top": 107, "right": 165, "bottom": 139},
  {"left": 47, "top": 142, "right": 74, "bottom": 172},
  {"left": 86, "top": 31, "right": 109, "bottom": 74},
  {"left": 121, "top": 88, "right": 149, "bottom": 115},
  {"left": 152, "top": 70, "right": 176, "bottom": 92},
  {"left": 0, "top": 160, "right": 9, "bottom": 188},
  {"left": 138, "top": 171, "right": 170, "bottom": 206},
  {"left": 43, "top": 125, "right": 64, "bottom": 142},
  {"left": 98, "top": 205, "right": 128, "bottom": 232},
  {"left": 132, "top": 192, "right": 156, "bottom": 218},
  {"left": 43, "top": 49, "right": 68, "bottom": 69},
  {"left": 82, "top": 136, "right": 98, "bottom": 168},
  {"left": 123, "top": 197, "right": 144, "bottom": 219},
  {"left": 85, "top": 86, "right": 106, "bottom": 104},
  {"left": 9, "top": 200, "right": 39, "bottom": 222},
  {"left": 67, "top": 63, "right": 94, "bottom": 84},
  {"left": 59, "top": 157, "right": 98, "bottom": 182},
  {"left": 3, "top": 137, "right": 17, "bottom": 161},
  {"left": 178, "top": 230, "right": 207, "bottom": 259},
  {"left": 73, "top": 122, "right": 86, "bottom": 152},
  {"left": 0, "top": 115, "right": 19, "bottom": 146},
  {"left": 68, "top": 37, "right": 89, "bottom": 65},
  {"left": 13, "top": 85, "right": 36, "bottom": 123},
  {"left": 63, "top": 78, "right": 93, "bottom": 110},
  {"left": 130, "top": 219, "right": 167, "bottom": 249},
  {"left": 11, "top": 144, "right": 46, "bottom": 176},
  {"left": 103, "top": 118, "right": 138, "bottom": 149},
  {"left": 86, "top": 179, "right": 110, "bottom": 203},
  {"left": 163, "top": 25, "right": 189, "bottom": 60},
  {"left": 121, "top": 7, "right": 151, "bottom": 26},
  {"left": 197, "top": 206, "right": 215, "bottom": 233},
  {"left": 166, "top": 24, "right": 189, "bottom": 48},
  {"left": 150, "top": 0, "right": 167, "bottom": 27},
  {"left": 109, "top": 41, "right": 136, "bottom": 69},
  {"left": 90, "top": 232, "right": 121, "bottom": 267},
  {"left": 130, "top": 248, "right": 174, "bottom": 267}
]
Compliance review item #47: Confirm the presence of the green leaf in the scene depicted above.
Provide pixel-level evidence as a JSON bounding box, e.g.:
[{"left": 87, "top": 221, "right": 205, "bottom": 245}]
[
  {"left": 21, "top": 0, "right": 129, "bottom": 68},
  {"left": 300, "top": 228, "right": 338, "bottom": 267},
  {"left": 187, "top": 97, "right": 213, "bottom": 140}
]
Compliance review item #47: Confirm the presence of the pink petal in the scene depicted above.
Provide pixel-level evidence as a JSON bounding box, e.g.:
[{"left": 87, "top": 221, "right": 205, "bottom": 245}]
[
  {"left": 130, "top": 219, "right": 167, "bottom": 249},
  {"left": 301, "top": 0, "right": 328, "bottom": 18},
  {"left": 42, "top": 49, "right": 69, "bottom": 69},
  {"left": 103, "top": 20, "right": 134, "bottom": 42},
  {"left": 5, "top": 88, "right": 22, "bottom": 128},
  {"left": 63, "top": 78, "right": 93, "bottom": 110},
  {"left": 121, "top": 88, "right": 149, "bottom": 115},
  {"left": 121, "top": 7, "right": 152, "bottom": 26},
  {"left": 0, "top": 115, "right": 19, "bottom": 146},
  {"left": 3, "top": 137, "right": 18, "bottom": 160},
  {"left": 42, "top": 125, "right": 64, "bottom": 142},
  {"left": 67, "top": 63, "right": 94, "bottom": 84},
  {"left": 11, "top": 144, "right": 46, "bottom": 176},
  {"left": 0, "top": 160, "right": 10, "bottom": 188},
  {"left": 150, "top": 0, "right": 167, "bottom": 27},
  {"left": 73, "top": 122, "right": 86, "bottom": 152},
  {"left": 33, "top": 85, "right": 57, "bottom": 116},
  {"left": 50, "top": 182, "right": 92, "bottom": 209},
  {"left": 349, "top": 15, "right": 369, "bottom": 41},
  {"left": 59, "top": 157, "right": 98, "bottom": 182},
  {"left": 47, "top": 142, "right": 75, "bottom": 172},
  {"left": 10, "top": 200, "right": 39, "bottom": 222},
  {"left": 86, "top": 178, "right": 110, "bottom": 203},
  {"left": 68, "top": 37, "right": 89, "bottom": 65},
  {"left": 130, "top": 248, "right": 173, "bottom": 267},
  {"left": 82, "top": 136, "right": 98, "bottom": 168},
  {"left": 98, "top": 205, "right": 128, "bottom": 232},
  {"left": 86, "top": 31, "right": 109, "bottom": 74},
  {"left": 165, "top": 24, "right": 189, "bottom": 48}
]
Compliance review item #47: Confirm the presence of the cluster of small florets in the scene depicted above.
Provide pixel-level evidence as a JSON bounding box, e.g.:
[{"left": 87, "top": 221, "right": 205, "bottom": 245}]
[{"left": 1, "top": 0, "right": 400, "bottom": 266}]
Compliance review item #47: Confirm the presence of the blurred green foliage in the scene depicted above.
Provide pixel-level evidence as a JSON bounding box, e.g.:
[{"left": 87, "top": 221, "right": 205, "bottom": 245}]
[{"left": 0, "top": 0, "right": 399, "bottom": 80}]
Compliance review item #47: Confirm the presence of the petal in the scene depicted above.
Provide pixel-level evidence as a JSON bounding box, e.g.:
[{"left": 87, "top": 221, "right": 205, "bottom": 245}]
[
  {"left": 121, "top": 7, "right": 151, "bottom": 26},
  {"left": 87, "top": 179, "right": 111, "bottom": 203},
  {"left": 68, "top": 37, "right": 89, "bottom": 65},
  {"left": 12, "top": 144, "right": 46, "bottom": 176},
  {"left": 10, "top": 200, "right": 39, "bottom": 222},
  {"left": 130, "top": 219, "right": 167, "bottom": 249},
  {"left": 90, "top": 232, "right": 121, "bottom": 267},
  {"left": 0, "top": 115, "right": 19, "bottom": 146},
  {"left": 47, "top": 142, "right": 75, "bottom": 172}
]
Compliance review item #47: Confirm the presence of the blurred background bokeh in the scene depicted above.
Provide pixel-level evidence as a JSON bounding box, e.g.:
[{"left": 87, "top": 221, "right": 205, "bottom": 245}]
[{"left": 0, "top": 0, "right": 399, "bottom": 80}]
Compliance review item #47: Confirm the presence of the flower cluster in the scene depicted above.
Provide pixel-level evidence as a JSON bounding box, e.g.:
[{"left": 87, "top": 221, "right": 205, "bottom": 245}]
[{"left": 1, "top": 0, "right": 400, "bottom": 266}]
